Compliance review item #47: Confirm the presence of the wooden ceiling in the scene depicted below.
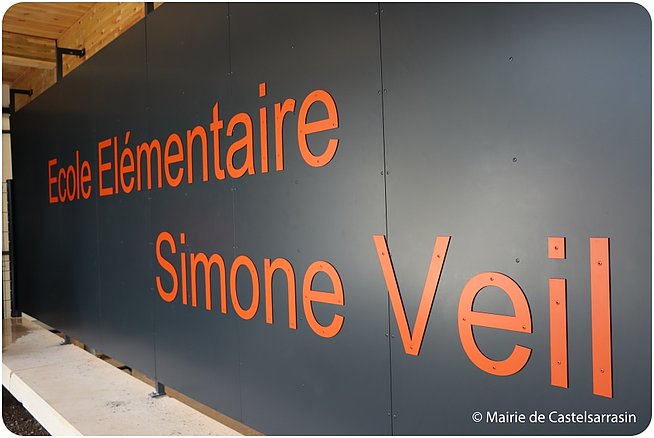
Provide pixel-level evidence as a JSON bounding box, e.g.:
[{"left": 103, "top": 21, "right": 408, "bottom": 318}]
[{"left": 2, "top": 2, "right": 95, "bottom": 85}]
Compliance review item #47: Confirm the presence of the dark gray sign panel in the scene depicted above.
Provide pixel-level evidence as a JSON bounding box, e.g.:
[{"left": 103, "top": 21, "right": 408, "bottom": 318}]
[
  {"left": 12, "top": 56, "right": 103, "bottom": 348},
  {"left": 144, "top": 3, "right": 242, "bottom": 420},
  {"left": 228, "top": 3, "right": 391, "bottom": 434},
  {"left": 380, "top": 3, "right": 651, "bottom": 435},
  {"left": 88, "top": 20, "right": 156, "bottom": 377},
  {"left": 10, "top": 3, "right": 651, "bottom": 435}
]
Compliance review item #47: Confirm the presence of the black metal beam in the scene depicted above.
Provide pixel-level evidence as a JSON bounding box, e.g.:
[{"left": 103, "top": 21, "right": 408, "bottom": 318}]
[
  {"left": 56, "top": 46, "right": 86, "bottom": 81},
  {"left": 9, "top": 89, "right": 32, "bottom": 115},
  {"left": 145, "top": 2, "right": 154, "bottom": 15}
]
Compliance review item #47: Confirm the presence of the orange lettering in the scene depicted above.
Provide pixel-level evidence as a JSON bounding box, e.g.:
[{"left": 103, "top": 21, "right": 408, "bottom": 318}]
[
  {"left": 302, "top": 260, "right": 344, "bottom": 338},
  {"left": 164, "top": 133, "right": 185, "bottom": 187},
  {"left": 373, "top": 235, "right": 450, "bottom": 355},
  {"left": 66, "top": 165, "right": 75, "bottom": 201},
  {"left": 590, "top": 237, "right": 612, "bottom": 398},
  {"left": 187, "top": 126, "right": 209, "bottom": 184},
  {"left": 136, "top": 140, "right": 163, "bottom": 191},
  {"left": 210, "top": 103, "right": 226, "bottom": 180},
  {"left": 226, "top": 113, "right": 255, "bottom": 178},
  {"left": 264, "top": 257, "right": 297, "bottom": 329},
  {"left": 190, "top": 252, "right": 227, "bottom": 311},
  {"left": 273, "top": 99, "right": 296, "bottom": 171},
  {"left": 549, "top": 278, "right": 568, "bottom": 388},
  {"left": 48, "top": 159, "right": 58, "bottom": 203},
  {"left": 75, "top": 150, "right": 81, "bottom": 199},
  {"left": 458, "top": 272, "right": 532, "bottom": 376},
  {"left": 80, "top": 161, "right": 92, "bottom": 199},
  {"left": 180, "top": 232, "right": 187, "bottom": 305},
  {"left": 98, "top": 138, "right": 113, "bottom": 196},
  {"left": 297, "top": 90, "right": 339, "bottom": 167},
  {"left": 120, "top": 147, "right": 135, "bottom": 194},
  {"left": 156, "top": 232, "right": 178, "bottom": 302},
  {"left": 259, "top": 82, "right": 269, "bottom": 173},
  {"left": 57, "top": 168, "right": 66, "bottom": 202},
  {"left": 230, "top": 255, "right": 260, "bottom": 320}
]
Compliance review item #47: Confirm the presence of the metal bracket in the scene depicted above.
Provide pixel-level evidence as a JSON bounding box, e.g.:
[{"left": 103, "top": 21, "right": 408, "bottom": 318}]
[
  {"left": 60, "top": 334, "right": 72, "bottom": 345},
  {"left": 149, "top": 381, "right": 166, "bottom": 398},
  {"left": 9, "top": 89, "right": 33, "bottom": 115},
  {"left": 56, "top": 47, "right": 86, "bottom": 81}
]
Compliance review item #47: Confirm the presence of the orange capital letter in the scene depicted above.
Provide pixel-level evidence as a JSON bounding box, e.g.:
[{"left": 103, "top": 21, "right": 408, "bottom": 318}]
[{"left": 373, "top": 235, "right": 450, "bottom": 356}]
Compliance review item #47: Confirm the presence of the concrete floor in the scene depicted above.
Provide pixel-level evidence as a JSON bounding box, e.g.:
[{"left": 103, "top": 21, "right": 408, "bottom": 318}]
[{"left": 2, "top": 315, "right": 243, "bottom": 435}]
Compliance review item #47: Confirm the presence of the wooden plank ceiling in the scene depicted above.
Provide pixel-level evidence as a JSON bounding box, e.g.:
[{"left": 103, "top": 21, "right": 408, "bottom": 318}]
[{"left": 2, "top": 2, "right": 95, "bottom": 85}]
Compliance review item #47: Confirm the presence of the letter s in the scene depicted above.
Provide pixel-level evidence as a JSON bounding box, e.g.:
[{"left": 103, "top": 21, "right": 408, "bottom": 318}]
[{"left": 156, "top": 232, "right": 178, "bottom": 302}]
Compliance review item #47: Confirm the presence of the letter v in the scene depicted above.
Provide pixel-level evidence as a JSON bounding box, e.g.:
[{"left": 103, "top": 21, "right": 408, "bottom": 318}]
[{"left": 373, "top": 235, "right": 450, "bottom": 356}]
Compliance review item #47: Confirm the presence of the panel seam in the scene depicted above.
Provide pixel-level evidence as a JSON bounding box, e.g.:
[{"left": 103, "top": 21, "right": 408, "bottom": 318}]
[{"left": 377, "top": 2, "right": 395, "bottom": 435}]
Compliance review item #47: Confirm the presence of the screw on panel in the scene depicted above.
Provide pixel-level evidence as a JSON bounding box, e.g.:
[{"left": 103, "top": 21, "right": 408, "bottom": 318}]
[
  {"left": 508, "top": 56, "right": 513, "bottom": 62},
  {"left": 515, "top": 258, "right": 520, "bottom": 263},
  {"left": 513, "top": 157, "right": 518, "bottom": 163}
]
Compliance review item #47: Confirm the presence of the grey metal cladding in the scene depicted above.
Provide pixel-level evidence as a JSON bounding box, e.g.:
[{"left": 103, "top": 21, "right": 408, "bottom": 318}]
[{"left": 9, "top": 3, "right": 651, "bottom": 435}]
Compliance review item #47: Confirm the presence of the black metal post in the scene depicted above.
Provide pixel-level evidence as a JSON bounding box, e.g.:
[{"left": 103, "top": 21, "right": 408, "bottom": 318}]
[
  {"left": 149, "top": 381, "right": 166, "bottom": 398},
  {"left": 6, "top": 180, "right": 20, "bottom": 317},
  {"left": 145, "top": 2, "right": 154, "bottom": 15}
]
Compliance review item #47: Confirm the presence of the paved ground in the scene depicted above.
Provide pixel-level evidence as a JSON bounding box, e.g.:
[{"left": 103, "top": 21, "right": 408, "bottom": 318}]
[
  {"left": 3, "top": 386, "right": 49, "bottom": 435},
  {"left": 3, "top": 315, "right": 243, "bottom": 435}
]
